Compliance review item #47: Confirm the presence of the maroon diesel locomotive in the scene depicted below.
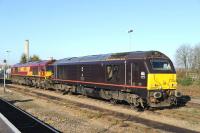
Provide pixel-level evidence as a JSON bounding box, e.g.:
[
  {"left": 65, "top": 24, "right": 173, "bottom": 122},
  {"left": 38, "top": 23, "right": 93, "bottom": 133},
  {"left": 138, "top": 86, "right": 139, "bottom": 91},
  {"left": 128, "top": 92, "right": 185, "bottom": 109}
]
[{"left": 11, "top": 51, "right": 183, "bottom": 109}]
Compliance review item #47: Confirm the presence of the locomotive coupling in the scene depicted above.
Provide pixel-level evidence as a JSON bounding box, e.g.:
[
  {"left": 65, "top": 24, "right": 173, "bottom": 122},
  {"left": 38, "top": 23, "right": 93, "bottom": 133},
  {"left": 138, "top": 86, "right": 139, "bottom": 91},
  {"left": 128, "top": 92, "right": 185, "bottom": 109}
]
[
  {"left": 153, "top": 92, "right": 162, "bottom": 99},
  {"left": 175, "top": 91, "right": 182, "bottom": 97}
]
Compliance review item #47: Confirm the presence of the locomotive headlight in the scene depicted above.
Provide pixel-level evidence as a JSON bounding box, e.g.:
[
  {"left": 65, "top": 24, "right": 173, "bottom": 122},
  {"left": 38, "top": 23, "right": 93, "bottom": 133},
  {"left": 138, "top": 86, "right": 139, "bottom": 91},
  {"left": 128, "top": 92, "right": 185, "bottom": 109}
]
[
  {"left": 171, "top": 82, "right": 177, "bottom": 88},
  {"left": 153, "top": 92, "right": 162, "bottom": 99}
]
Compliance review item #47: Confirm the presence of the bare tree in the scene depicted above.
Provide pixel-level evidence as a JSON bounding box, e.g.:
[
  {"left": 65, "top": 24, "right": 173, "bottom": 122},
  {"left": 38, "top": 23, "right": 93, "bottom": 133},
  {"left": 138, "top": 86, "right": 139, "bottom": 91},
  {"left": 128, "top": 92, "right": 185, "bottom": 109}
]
[
  {"left": 193, "top": 43, "right": 200, "bottom": 70},
  {"left": 176, "top": 43, "right": 200, "bottom": 80},
  {"left": 188, "top": 47, "right": 194, "bottom": 69},
  {"left": 175, "top": 44, "right": 192, "bottom": 69}
]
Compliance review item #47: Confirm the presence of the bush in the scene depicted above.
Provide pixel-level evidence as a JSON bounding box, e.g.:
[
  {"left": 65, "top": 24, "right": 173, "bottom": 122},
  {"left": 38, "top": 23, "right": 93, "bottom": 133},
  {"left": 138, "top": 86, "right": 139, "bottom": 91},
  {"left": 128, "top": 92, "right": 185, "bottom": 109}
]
[{"left": 177, "top": 77, "right": 193, "bottom": 86}]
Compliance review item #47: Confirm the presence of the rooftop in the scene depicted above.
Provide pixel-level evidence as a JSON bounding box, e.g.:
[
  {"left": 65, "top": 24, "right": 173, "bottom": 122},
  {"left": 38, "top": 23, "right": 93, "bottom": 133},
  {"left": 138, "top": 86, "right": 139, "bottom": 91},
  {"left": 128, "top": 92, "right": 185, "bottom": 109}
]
[{"left": 53, "top": 51, "right": 168, "bottom": 65}]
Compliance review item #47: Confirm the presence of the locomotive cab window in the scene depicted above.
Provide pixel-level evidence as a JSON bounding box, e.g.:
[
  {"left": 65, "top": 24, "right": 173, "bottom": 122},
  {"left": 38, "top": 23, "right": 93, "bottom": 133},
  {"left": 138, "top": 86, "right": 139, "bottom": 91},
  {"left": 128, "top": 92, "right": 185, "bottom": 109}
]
[
  {"left": 106, "top": 65, "right": 113, "bottom": 81},
  {"left": 32, "top": 67, "right": 39, "bottom": 75},
  {"left": 15, "top": 68, "right": 18, "bottom": 73},
  {"left": 47, "top": 66, "right": 54, "bottom": 72},
  {"left": 150, "top": 59, "right": 172, "bottom": 71},
  {"left": 106, "top": 65, "right": 119, "bottom": 82}
]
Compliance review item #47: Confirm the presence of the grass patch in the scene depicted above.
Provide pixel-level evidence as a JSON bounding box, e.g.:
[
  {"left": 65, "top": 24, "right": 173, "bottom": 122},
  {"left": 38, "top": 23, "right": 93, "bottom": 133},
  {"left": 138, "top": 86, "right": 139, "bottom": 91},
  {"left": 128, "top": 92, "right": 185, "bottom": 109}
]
[{"left": 177, "top": 77, "right": 193, "bottom": 86}]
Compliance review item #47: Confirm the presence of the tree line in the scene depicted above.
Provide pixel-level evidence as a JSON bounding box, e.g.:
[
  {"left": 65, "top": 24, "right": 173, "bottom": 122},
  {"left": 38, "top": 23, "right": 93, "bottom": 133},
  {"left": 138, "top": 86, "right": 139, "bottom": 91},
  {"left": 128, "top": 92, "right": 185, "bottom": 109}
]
[
  {"left": 175, "top": 43, "right": 200, "bottom": 72},
  {"left": 174, "top": 44, "right": 200, "bottom": 85},
  {"left": 20, "top": 54, "right": 41, "bottom": 63}
]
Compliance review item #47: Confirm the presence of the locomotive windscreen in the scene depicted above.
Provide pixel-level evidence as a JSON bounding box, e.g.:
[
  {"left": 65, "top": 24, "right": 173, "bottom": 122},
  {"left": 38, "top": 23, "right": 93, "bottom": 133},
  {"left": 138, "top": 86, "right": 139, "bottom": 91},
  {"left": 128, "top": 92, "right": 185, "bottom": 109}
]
[{"left": 150, "top": 59, "right": 172, "bottom": 71}]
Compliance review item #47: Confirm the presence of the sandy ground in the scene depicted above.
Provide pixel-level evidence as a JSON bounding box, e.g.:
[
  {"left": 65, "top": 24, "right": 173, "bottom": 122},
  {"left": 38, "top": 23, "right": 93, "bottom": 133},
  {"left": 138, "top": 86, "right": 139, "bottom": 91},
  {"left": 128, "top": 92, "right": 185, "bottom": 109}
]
[
  {"left": 10, "top": 84, "right": 200, "bottom": 131},
  {"left": 178, "top": 84, "right": 200, "bottom": 98},
  {"left": 0, "top": 87, "right": 162, "bottom": 133}
]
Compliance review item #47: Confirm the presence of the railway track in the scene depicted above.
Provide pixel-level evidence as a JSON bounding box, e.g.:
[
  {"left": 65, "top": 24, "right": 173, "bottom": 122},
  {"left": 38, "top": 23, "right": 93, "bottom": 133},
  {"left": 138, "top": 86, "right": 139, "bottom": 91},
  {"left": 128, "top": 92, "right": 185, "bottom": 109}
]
[
  {"left": 0, "top": 97, "right": 61, "bottom": 133},
  {"left": 3, "top": 84, "right": 199, "bottom": 133},
  {"left": 0, "top": 79, "right": 12, "bottom": 84}
]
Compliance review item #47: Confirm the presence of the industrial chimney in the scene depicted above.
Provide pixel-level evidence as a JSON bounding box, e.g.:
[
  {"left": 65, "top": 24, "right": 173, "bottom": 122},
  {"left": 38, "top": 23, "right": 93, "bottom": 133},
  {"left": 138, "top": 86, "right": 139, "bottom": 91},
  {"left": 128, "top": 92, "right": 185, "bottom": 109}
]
[{"left": 24, "top": 40, "right": 29, "bottom": 62}]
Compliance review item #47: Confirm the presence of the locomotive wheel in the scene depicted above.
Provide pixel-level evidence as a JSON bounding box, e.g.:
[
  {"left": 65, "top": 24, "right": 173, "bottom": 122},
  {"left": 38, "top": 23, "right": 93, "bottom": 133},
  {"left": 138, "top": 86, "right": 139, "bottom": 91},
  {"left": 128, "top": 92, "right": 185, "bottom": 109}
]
[
  {"left": 170, "top": 96, "right": 178, "bottom": 106},
  {"left": 110, "top": 99, "right": 118, "bottom": 104},
  {"left": 130, "top": 98, "right": 146, "bottom": 111},
  {"left": 62, "top": 90, "right": 69, "bottom": 95},
  {"left": 68, "top": 90, "right": 73, "bottom": 95},
  {"left": 130, "top": 103, "right": 142, "bottom": 111}
]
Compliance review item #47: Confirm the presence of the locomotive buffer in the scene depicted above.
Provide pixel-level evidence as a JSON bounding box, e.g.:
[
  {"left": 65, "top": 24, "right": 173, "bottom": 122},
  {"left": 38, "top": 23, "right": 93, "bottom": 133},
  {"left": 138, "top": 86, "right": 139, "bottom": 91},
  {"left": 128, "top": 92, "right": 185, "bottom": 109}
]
[{"left": 0, "top": 98, "right": 61, "bottom": 133}]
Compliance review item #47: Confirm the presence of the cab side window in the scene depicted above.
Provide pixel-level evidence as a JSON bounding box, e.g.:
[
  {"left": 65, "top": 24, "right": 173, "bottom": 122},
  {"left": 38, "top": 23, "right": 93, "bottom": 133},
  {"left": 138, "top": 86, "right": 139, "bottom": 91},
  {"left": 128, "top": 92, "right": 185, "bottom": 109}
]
[
  {"left": 32, "top": 67, "right": 39, "bottom": 75},
  {"left": 106, "top": 65, "right": 113, "bottom": 81},
  {"left": 106, "top": 65, "right": 119, "bottom": 82}
]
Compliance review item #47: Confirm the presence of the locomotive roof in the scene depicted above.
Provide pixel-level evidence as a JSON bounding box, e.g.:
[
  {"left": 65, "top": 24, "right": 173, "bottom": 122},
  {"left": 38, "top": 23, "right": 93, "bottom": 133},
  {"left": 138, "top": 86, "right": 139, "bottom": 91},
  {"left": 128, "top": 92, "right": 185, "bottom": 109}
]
[
  {"left": 54, "top": 51, "right": 168, "bottom": 65},
  {"left": 12, "top": 60, "right": 52, "bottom": 67}
]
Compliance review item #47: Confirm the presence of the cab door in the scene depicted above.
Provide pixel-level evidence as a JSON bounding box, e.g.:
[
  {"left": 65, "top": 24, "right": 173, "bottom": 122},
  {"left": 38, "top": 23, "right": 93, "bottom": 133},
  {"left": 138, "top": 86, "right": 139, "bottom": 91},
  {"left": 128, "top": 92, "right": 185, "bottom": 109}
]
[{"left": 130, "top": 62, "right": 147, "bottom": 87}]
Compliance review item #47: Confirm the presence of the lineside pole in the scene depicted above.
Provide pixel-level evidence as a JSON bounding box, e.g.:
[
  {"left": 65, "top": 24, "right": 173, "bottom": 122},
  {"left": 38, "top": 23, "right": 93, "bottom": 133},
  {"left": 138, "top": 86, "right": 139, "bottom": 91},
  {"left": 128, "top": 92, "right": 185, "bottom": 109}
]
[
  {"left": 129, "top": 33, "right": 132, "bottom": 51},
  {"left": 128, "top": 29, "right": 133, "bottom": 51},
  {"left": 3, "top": 59, "right": 6, "bottom": 93}
]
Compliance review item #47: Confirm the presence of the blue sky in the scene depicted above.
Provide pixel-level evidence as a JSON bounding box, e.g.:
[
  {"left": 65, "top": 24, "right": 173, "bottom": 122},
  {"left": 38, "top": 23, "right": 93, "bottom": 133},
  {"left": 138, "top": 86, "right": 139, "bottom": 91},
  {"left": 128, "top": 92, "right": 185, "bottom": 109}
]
[{"left": 0, "top": 0, "right": 200, "bottom": 64}]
